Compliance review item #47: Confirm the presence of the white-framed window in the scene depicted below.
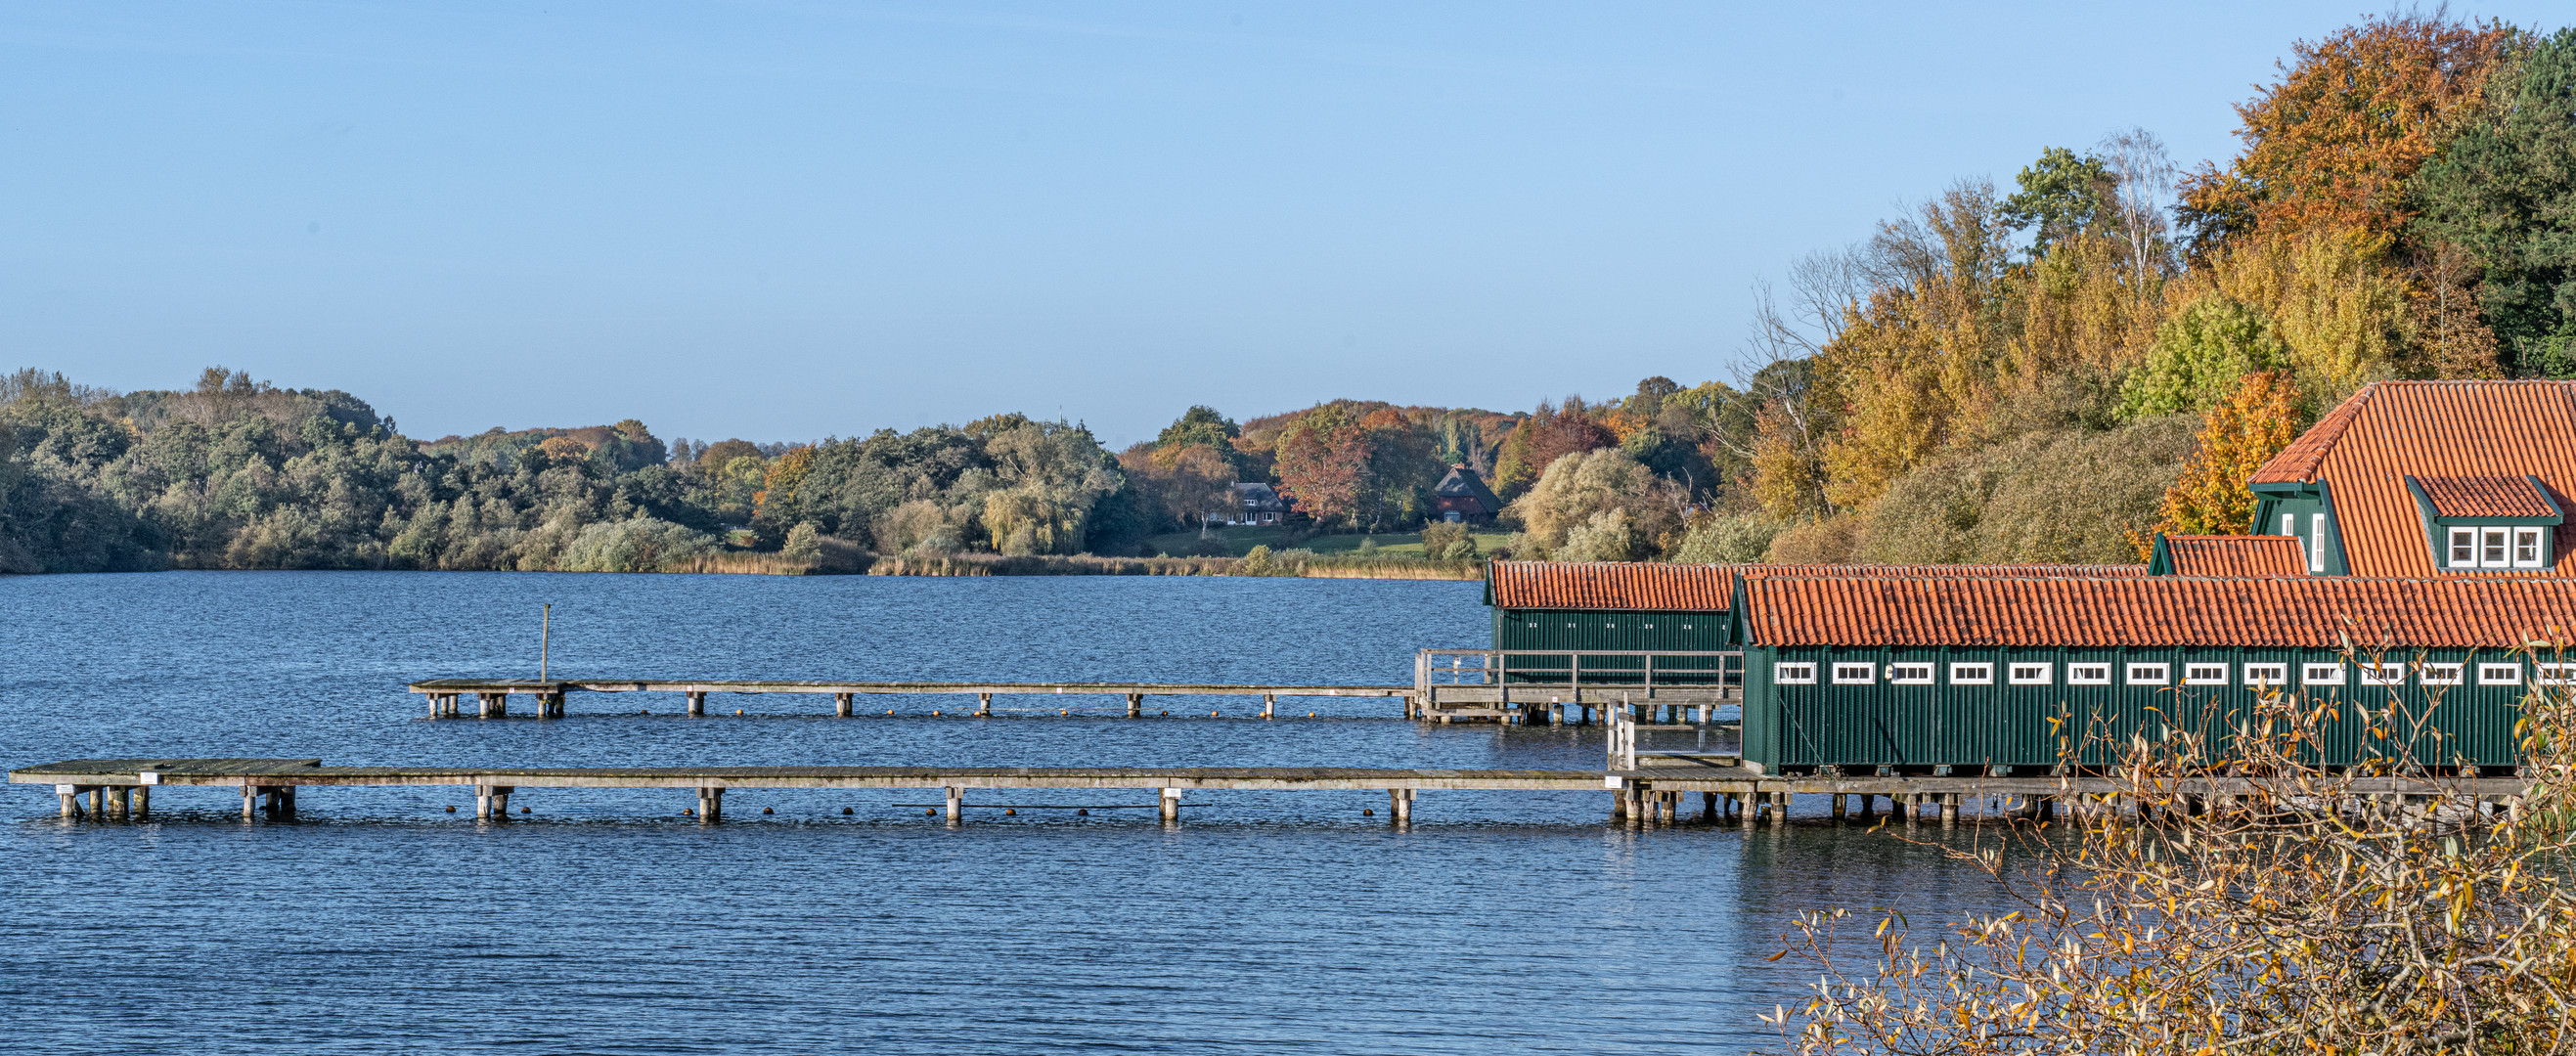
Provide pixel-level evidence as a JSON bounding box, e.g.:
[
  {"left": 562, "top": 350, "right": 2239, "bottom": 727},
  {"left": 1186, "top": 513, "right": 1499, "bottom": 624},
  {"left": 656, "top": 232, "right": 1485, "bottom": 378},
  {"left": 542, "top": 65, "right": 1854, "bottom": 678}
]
[
  {"left": 2302, "top": 663, "right": 2345, "bottom": 685},
  {"left": 1887, "top": 662, "right": 1934, "bottom": 684},
  {"left": 1774, "top": 662, "right": 1817, "bottom": 685},
  {"left": 1833, "top": 662, "right": 1876, "bottom": 685},
  {"left": 2282, "top": 513, "right": 2296, "bottom": 538},
  {"left": 2360, "top": 663, "right": 2407, "bottom": 686},
  {"left": 2067, "top": 663, "right": 2112, "bottom": 685},
  {"left": 2243, "top": 663, "right": 2289, "bottom": 686},
  {"left": 2310, "top": 513, "right": 2329, "bottom": 572},
  {"left": 2184, "top": 663, "right": 2229, "bottom": 685},
  {"left": 2421, "top": 662, "right": 2465, "bottom": 685},
  {"left": 2539, "top": 663, "right": 2576, "bottom": 686},
  {"left": 2451, "top": 527, "right": 2476, "bottom": 567},
  {"left": 2485, "top": 528, "right": 2511, "bottom": 567},
  {"left": 2515, "top": 527, "right": 2546, "bottom": 567},
  {"left": 2127, "top": 662, "right": 2170, "bottom": 685},
  {"left": 2478, "top": 663, "right": 2522, "bottom": 685},
  {"left": 2008, "top": 662, "right": 2052, "bottom": 685},
  {"left": 1949, "top": 662, "right": 1994, "bottom": 685}
]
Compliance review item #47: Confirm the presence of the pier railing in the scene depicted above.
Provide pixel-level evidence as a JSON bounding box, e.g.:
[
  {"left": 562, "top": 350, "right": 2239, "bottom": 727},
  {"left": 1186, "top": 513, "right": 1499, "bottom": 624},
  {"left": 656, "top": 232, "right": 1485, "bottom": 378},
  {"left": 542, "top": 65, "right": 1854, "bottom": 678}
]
[{"left": 1413, "top": 649, "right": 1743, "bottom": 695}]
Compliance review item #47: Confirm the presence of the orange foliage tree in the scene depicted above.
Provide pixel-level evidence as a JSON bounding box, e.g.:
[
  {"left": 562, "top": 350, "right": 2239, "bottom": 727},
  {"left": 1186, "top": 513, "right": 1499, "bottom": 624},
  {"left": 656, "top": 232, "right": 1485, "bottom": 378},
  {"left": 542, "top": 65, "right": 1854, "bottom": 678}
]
[
  {"left": 2179, "top": 13, "right": 2509, "bottom": 248},
  {"left": 2136, "top": 370, "right": 2303, "bottom": 553}
]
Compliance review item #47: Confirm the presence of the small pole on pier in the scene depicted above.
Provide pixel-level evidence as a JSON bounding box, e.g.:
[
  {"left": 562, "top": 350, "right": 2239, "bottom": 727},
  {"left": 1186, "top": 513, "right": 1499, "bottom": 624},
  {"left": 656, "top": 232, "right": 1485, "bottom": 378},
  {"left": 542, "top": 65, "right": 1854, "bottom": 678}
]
[
  {"left": 945, "top": 786, "right": 962, "bottom": 824},
  {"left": 243, "top": 784, "right": 257, "bottom": 820},
  {"left": 1262, "top": 693, "right": 1275, "bottom": 721},
  {"left": 687, "top": 691, "right": 705, "bottom": 718},
  {"left": 977, "top": 693, "right": 992, "bottom": 718},
  {"left": 539, "top": 603, "right": 551, "bottom": 682},
  {"left": 1127, "top": 693, "right": 1142, "bottom": 719},
  {"left": 835, "top": 692, "right": 853, "bottom": 718},
  {"left": 1158, "top": 787, "right": 1180, "bottom": 824}
]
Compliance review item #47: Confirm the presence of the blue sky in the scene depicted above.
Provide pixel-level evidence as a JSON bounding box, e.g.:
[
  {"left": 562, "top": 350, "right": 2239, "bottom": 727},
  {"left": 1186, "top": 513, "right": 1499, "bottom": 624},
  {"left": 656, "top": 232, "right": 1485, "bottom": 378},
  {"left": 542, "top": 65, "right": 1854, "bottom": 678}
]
[{"left": 4, "top": 2, "right": 2564, "bottom": 448}]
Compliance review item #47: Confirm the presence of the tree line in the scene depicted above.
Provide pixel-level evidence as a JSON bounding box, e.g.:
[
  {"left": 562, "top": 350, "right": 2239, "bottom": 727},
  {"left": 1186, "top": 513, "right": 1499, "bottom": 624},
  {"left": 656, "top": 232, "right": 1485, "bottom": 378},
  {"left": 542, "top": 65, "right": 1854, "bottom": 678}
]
[{"left": 6, "top": 13, "right": 2568, "bottom": 574}]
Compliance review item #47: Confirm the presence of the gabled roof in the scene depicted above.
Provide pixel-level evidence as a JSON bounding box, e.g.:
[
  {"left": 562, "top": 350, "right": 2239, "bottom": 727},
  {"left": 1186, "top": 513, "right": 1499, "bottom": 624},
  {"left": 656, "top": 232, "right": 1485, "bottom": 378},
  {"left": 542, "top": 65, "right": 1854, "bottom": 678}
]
[
  {"left": 1739, "top": 574, "right": 2576, "bottom": 648},
  {"left": 1433, "top": 464, "right": 1502, "bottom": 510},
  {"left": 1486, "top": 561, "right": 2144, "bottom": 611},
  {"left": 2151, "top": 535, "right": 2307, "bottom": 577},
  {"left": 2249, "top": 380, "right": 2576, "bottom": 576}
]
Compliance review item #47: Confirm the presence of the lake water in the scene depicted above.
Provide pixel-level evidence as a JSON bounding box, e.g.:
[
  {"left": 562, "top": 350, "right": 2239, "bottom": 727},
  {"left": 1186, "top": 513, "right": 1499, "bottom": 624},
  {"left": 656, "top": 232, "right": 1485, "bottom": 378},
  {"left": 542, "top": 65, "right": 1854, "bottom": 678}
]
[{"left": 2, "top": 572, "right": 2004, "bottom": 1054}]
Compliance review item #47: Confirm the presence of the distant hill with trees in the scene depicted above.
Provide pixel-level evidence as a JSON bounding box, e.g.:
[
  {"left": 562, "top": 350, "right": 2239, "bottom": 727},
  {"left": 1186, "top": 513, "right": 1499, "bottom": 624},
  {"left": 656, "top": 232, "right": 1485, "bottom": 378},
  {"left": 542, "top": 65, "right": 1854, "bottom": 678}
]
[{"left": 5, "top": 13, "right": 2568, "bottom": 575}]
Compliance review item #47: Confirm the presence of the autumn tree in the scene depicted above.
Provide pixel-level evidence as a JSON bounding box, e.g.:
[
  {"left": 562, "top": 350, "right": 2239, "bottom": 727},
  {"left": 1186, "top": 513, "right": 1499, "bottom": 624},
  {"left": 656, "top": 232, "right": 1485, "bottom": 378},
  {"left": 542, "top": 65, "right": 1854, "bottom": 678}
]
[
  {"left": 2414, "top": 26, "right": 2576, "bottom": 376},
  {"left": 2179, "top": 12, "right": 2510, "bottom": 249},
  {"left": 2140, "top": 370, "right": 2303, "bottom": 549},
  {"left": 1491, "top": 398, "right": 1618, "bottom": 497}
]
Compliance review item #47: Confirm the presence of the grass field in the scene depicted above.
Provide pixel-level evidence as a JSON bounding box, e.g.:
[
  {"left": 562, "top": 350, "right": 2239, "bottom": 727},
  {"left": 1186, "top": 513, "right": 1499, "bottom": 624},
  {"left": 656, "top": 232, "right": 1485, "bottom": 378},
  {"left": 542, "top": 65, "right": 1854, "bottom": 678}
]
[{"left": 1139, "top": 526, "right": 1514, "bottom": 558}]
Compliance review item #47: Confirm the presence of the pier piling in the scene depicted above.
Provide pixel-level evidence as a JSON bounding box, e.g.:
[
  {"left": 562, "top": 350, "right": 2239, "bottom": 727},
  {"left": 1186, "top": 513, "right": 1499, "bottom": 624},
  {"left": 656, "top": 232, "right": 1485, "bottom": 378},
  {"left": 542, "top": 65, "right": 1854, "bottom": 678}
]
[
  {"left": 945, "top": 786, "right": 962, "bottom": 823},
  {"left": 1157, "top": 787, "right": 1179, "bottom": 824},
  {"left": 1126, "top": 694, "right": 1141, "bottom": 719},
  {"left": 835, "top": 693, "right": 852, "bottom": 718},
  {"left": 686, "top": 692, "right": 706, "bottom": 718}
]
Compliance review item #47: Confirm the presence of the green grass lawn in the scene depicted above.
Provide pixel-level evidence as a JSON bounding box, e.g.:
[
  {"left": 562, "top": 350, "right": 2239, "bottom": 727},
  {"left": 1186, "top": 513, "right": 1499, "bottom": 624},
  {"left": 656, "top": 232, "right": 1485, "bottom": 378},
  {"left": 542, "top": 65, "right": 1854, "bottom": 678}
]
[{"left": 1138, "top": 525, "right": 1513, "bottom": 558}]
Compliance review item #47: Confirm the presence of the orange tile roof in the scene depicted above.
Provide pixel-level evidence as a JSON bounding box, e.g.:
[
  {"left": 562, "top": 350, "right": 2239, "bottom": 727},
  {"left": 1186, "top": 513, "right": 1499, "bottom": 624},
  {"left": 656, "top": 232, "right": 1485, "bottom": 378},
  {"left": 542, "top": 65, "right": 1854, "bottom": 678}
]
[
  {"left": 1740, "top": 574, "right": 2576, "bottom": 647},
  {"left": 1488, "top": 561, "right": 1739, "bottom": 610},
  {"left": 2160, "top": 536, "right": 2307, "bottom": 577},
  {"left": 2249, "top": 380, "right": 2576, "bottom": 576},
  {"left": 1488, "top": 561, "right": 2144, "bottom": 610},
  {"left": 2412, "top": 474, "right": 2559, "bottom": 518}
]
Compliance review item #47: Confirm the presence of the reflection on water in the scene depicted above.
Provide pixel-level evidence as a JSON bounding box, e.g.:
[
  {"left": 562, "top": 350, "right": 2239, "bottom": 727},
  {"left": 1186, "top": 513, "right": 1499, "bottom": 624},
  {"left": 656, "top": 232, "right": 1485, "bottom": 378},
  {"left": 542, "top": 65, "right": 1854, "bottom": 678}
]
[{"left": 3, "top": 572, "right": 2007, "bottom": 1054}]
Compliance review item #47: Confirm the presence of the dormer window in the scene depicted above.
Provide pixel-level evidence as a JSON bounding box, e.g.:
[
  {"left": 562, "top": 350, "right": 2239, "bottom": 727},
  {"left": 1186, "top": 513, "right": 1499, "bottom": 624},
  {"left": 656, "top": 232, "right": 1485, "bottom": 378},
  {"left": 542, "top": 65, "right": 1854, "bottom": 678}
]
[{"left": 2409, "top": 475, "right": 2562, "bottom": 572}]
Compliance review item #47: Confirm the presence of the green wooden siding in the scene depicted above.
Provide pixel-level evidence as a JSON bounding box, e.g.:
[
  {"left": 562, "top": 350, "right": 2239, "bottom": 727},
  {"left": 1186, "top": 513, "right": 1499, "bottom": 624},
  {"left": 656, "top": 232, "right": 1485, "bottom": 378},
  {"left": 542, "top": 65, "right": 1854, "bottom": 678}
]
[
  {"left": 1745, "top": 643, "right": 2527, "bottom": 771},
  {"left": 1490, "top": 608, "right": 1730, "bottom": 683}
]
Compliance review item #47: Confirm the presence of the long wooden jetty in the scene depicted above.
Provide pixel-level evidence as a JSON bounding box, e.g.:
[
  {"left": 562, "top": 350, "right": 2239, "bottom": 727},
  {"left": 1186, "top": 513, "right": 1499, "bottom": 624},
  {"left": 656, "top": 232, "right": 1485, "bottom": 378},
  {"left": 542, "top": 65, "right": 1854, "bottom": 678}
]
[
  {"left": 406, "top": 679, "right": 1419, "bottom": 719},
  {"left": 13, "top": 757, "right": 2532, "bottom": 829}
]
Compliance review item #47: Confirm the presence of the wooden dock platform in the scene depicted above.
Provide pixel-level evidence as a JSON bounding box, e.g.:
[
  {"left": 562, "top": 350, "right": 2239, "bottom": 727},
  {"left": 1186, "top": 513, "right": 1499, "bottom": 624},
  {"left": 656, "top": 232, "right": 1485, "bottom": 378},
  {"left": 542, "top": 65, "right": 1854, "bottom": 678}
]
[{"left": 15, "top": 757, "right": 2534, "bottom": 828}]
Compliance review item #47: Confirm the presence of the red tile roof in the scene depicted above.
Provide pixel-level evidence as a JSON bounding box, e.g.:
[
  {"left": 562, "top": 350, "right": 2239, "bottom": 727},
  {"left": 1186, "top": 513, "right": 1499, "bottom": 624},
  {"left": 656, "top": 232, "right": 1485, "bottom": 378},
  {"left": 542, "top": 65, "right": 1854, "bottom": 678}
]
[
  {"left": 2412, "top": 474, "right": 2559, "bottom": 518},
  {"left": 2160, "top": 535, "right": 2307, "bottom": 577},
  {"left": 1488, "top": 561, "right": 2144, "bottom": 610},
  {"left": 1488, "top": 562, "right": 1739, "bottom": 610},
  {"left": 2250, "top": 380, "right": 2576, "bottom": 576},
  {"left": 1740, "top": 574, "right": 2576, "bottom": 647}
]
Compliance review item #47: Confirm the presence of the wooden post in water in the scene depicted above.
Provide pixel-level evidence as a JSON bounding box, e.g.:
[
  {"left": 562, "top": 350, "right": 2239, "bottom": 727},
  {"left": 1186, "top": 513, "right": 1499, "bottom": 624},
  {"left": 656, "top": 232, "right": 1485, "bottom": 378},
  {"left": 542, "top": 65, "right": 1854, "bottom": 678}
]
[
  {"left": 977, "top": 693, "right": 992, "bottom": 718},
  {"left": 1262, "top": 693, "right": 1275, "bottom": 720},
  {"left": 1940, "top": 792, "right": 1960, "bottom": 827},
  {"left": 1389, "top": 788, "right": 1412, "bottom": 825},
  {"left": 479, "top": 692, "right": 507, "bottom": 719},
  {"left": 1830, "top": 793, "right": 1845, "bottom": 823},
  {"left": 58, "top": 787, "right": 76, "bottom": 818},
  {"left": 112, "top": 785, "right": 131, "bottom": 820},
  {"left": 475, "top": 784, "right": 494, "bottom": 818},
  {"left": 946, "top": 786, "right": 962, "bottom": 824},
  {"left": 134, "top": 783, "right": 149, "bottom": 818},
  {"left": 1157, "top": 787, "right": 1179, "bottom": 824},
  {"left": 686, "top": 691, "right": 705, "bottom": 718},
  {"left": 835, "top": 692, "right": 853, "bottom": 718},
  {"left": 1126, "top": 693, "right": 1142, "bottom": 719}
]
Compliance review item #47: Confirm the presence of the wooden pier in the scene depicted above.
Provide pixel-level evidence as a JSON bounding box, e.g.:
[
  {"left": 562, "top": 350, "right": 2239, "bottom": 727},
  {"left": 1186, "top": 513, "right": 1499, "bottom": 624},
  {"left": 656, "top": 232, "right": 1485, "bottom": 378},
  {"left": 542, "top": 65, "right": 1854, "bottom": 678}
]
[
  {"left": 16, "top": 756, "right": 2530, "bottom": 828},
  {"left": 406, "top": 680, "right": 1419, "bottom": 720}
]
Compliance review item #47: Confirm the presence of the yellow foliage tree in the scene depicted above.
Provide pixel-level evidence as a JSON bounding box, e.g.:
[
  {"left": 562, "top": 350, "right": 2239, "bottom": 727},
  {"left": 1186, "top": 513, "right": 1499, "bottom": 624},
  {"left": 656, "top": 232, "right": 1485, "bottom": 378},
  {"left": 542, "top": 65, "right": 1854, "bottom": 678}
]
[{"left": 2136, "top": 370, "right": 2303, "bottom": 554}]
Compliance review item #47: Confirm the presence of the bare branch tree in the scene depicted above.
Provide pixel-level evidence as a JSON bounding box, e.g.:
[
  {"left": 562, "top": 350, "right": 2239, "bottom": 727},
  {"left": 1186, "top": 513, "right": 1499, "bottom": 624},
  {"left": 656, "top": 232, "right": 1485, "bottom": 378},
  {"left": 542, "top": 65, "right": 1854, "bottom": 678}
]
[{"left": 2100, "top": 126, "right": 2179, "bottom": 286}]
